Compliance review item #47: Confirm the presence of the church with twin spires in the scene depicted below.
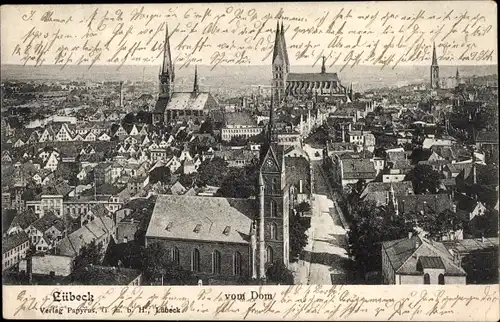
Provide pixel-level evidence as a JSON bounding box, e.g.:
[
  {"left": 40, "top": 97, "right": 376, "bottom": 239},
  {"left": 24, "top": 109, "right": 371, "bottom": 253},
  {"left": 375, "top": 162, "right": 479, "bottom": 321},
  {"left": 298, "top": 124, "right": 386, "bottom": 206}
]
[{"left": 271, "top": 20, "right": 351, "bottom": 103}]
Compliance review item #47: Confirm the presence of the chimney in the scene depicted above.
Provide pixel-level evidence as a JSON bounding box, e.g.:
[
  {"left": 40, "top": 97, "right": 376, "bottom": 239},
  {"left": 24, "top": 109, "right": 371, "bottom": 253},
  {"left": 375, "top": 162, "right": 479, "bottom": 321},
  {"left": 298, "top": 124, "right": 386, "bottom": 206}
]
[{"left": 299, "top": 180, "right": 303, "bottom": 194}]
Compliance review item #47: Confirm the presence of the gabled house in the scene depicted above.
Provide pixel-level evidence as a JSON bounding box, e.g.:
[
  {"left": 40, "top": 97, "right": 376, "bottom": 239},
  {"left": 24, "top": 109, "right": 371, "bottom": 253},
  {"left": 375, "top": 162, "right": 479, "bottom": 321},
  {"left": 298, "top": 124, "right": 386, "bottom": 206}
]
[
  {"left": 38, "top": 127, "right": 55, "bottom": 143},
  {"left": 55, "top": 123, "right": 74, "bottom": 142},
  {"left": 84, "top": 131, "right": 97, "bottom": 142},
  {"left": 129, "top": 125, "right": 139, "bottom": 136},
  {"left": 98, "top": 132, "right": 111, "bottom": 141},
  {"left": 44, "top": 152, "right": 60, "bottom": 171}
]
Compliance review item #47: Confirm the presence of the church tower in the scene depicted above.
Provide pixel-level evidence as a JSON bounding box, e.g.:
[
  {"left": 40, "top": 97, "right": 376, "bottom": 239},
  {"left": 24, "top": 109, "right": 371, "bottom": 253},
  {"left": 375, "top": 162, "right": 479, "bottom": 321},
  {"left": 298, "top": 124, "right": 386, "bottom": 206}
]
[
  {"left": 159, "top": 23, "right": 175, "bottom": 100},
  {"left": 193, "top": 65, "right": 199, "bottom": 94},
  {"left": 256, "top": 94, "right": 290, "bottom": 278},
  {"left": 272, "top": 20, "right": 289, "bottom": 104},
  {"left": 430, "top": 42, "right": 440, "bottom": 89}
]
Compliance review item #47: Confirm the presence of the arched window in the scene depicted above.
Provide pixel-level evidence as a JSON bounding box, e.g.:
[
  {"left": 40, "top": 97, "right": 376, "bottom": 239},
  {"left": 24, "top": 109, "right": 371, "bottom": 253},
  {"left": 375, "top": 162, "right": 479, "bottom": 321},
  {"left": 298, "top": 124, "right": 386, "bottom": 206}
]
[
  {"left": 267, "top": 246, "right": 274, "bottom": 264},
  {"left": 438, "top": 274, "right": 445, "bottom": 285},
  {"left": 270, "top": 200, "right": 278, "bottom": 217},
  {"left": 212, "top": 250, "right": 221, "bottom": 275},
  {"left": 172, "top": 246, "right": 180, "bottom": 266},
  {"left": 233, "top": 251, "right": 242, "bottom": 276},
  {"left": 270, "top": 223, "right": 278, "bottom": 240},
  {"left": 424, "top": 273, "right": 430, "bottom": 284},
  {"left": 191, "top": 249, "right": 200, "bottom": 272}
]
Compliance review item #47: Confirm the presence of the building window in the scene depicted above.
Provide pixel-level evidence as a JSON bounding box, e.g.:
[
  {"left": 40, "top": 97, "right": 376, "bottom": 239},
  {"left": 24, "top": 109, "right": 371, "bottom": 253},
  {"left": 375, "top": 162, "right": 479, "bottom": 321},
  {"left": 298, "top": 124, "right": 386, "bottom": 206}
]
[
  {"left": 212, "top": 250, "right": 221, "bottom": 275},
  {"left": 272, "top": 178, "right": 279, "bottom": 193},
  {"left": 270, "top": 223, "right": 278, "bottom": 240},
  {"left": 233, "top": 251, "right": 242, "bottom": 276},
  {"left": 438, "top": 274, "right": 445, "bottom": 285},
  {"left": 191, "top": 248, "right": 200, "bottom": 272},
  {"left": 270, "top": 200, "right": 278, "bottom": 217},
  {"left": 267, "top": 246, "right": 274, "bottom": 264},
  {"left": 424, "top": 273, "right": 430, "bottom": 284}
]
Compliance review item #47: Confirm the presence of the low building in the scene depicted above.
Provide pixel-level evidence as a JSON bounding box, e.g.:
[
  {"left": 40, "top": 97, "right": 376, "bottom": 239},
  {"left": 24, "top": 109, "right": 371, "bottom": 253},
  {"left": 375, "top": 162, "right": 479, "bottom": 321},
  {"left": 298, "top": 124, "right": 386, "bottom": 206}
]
[
  {"left": 2, "top": 231, "right": 30, "bottom": 271},
  {"left": 221, "top": 112, "right": 263, "bottom": 142},
  {"left": 381, "top": 234, "right": 466, "bottom": 284}
]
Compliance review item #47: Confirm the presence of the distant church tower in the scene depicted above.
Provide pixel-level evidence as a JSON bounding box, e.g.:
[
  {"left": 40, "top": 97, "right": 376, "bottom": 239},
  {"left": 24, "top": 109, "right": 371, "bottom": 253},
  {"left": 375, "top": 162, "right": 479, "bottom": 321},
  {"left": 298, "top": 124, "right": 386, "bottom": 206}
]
[
  {"left": 430, "top": 43, "right": 440, "bottom": 89},
  {"left": 159, "top": 23, "right": 175, "bottom": 100},
  {"left": 193, "top": 65, "right": 199, "bottom": 94},
  {"left": 255, "top": 96, "right": 290, "bottom": 279},
  {"left": 272, "top": 21, "right": 290, "bottom": 104}
]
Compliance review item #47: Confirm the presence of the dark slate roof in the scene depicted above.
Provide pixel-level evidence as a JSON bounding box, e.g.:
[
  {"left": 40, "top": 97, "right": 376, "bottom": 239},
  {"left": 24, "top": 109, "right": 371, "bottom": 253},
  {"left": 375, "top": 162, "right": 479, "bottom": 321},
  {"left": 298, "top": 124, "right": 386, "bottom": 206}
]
[
  {"left": 31, "top": 212, "right": 65, "bottom": 233},
  {"left": 341, "top": 158, "right": 376, "bottom": 180},
  {"left": 2, "top": 231, "right": 29, "bottom": 254},
  {"left": 397, "top": 194, "right": 454, "bottom": 214},
  {"left": 287, "top": 72, "right": 340, "bottom": 82},
  {"left": 418, "top": 256, "right": 445, "bottom": 269},
  {"left": 154, "top": 97, "right": 170, "bottom": 114},
  {"left": 285, "top": 157, "right": 311, "bottom": 195},
  {"left": 9, "top": 209, "right": 38, "bottom": 230},
  {"left": 475, "top": 131, "right": 498, "bottom": 143}
]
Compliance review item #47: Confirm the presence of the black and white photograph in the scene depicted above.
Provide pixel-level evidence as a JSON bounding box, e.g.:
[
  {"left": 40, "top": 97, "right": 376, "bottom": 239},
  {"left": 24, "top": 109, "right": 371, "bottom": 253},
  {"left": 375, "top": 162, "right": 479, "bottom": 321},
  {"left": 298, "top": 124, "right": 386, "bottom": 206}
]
[{"left": 1, "top": 2, "right": 498, "bottom": 320}]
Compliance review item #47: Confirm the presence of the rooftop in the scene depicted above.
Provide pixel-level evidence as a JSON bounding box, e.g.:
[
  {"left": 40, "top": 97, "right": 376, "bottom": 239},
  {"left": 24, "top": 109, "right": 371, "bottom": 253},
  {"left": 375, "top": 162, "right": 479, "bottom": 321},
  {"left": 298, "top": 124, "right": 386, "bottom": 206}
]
[
  {"left": 2, "top": 231, "right": 29, "bottom": 254},
  {"left": 146, "top": 195, "right": 255, "bottom": 244}
]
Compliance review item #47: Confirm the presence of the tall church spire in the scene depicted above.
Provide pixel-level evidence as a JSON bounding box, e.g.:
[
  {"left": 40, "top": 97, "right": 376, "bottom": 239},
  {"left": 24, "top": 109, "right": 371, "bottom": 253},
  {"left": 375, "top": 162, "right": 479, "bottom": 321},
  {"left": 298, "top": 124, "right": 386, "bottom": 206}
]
[
  {"left": 430, "top": 42, "right": 440, "bottom": 89},
  {"left": 431, "top": 42, "right": 438, "bottom": 66},
  {"left": 193, "top": 65, "right": 199, "bottom": 94},
  {"left": 159, "top": 22, "right": 175, "bottom": 98},
  {"left": 321, "top": 56, "right": 326, "bottom": 74},
  {"left": 280, "top": 20, "right": 289, "bottom": 71},
  {"left": 272, "top": 21, "right": 282, "bottom": 63},
  {"left": 162, "top": 23, "right": 174, "bottom": 77}
]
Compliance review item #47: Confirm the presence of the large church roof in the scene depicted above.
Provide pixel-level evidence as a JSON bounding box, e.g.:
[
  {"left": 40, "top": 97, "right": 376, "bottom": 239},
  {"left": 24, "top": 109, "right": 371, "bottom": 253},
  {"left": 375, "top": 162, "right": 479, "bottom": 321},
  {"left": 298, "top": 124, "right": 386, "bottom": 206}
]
[
  {"left": 154, "top": 92, "right": 217, "bottom": 113},
  {"left": 287, "top": 72, "right": 340, "bottom": 82}
]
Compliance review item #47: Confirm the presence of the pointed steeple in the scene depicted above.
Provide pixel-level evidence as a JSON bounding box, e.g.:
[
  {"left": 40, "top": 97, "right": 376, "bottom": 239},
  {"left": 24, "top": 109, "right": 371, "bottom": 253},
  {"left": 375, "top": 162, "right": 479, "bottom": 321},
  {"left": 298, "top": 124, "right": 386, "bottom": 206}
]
[
  {"left": 280, "top": 20, "right": 289, "bottom": 70},
  {"left": 456, "top": 67, "right": 460, "bottom": 79},
  {"left": 321, "top": 56, "right": 326, "bottom": 73},
  {"left": 162, "top": 23, "right": 174, "bottom": 79},
  {"left": 272, "top": 21, "right": 281, "bottom": 63},
  {"left": 193, "top": 65, "right": 199, "bottom": 94},
  {"left": 431, "top": 42, "right": 438, "bottom": 66}
]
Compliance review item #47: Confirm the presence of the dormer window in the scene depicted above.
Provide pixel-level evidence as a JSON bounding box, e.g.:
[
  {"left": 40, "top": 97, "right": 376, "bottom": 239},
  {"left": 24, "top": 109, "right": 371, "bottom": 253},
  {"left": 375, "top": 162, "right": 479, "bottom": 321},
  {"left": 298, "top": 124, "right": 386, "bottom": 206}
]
[
  {"left": 194, "top": 224, "right": 202, "bottom": 233},
  {"left": 223, "top": 226, "right": 231, "bottom": 235},
  {"left": 165, "top": 222, "right": 173, "bottom": 231}
]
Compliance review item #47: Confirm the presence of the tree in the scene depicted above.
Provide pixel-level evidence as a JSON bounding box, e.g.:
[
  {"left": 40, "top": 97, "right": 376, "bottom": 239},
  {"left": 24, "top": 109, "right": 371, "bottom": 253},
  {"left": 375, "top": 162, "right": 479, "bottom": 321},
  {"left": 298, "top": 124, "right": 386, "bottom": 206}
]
[
  {"left": 295, "top": 201, "right": 311, "bottom": 216},
  {"left": 266, "top": 261, "right": 294, "bottom": 285},
  {"left": 217, "top": 165, "right": 258, "bottom": 198},
  {"left": 348, "top": 201, "right": 414, "bottom": 278},
  {"left": 416, "top": 210, "right": 463, "bottom": 241},
  {"left": 289, "top": 209, "right": 310, "bottom": 262},
  {"left": 123, "top": 112, "right": 137, "bottom": 124},
  {"left": 142, "top": 243, "right": 197, "bottom": 285},
  {"left": 149, "top": 166, "right": 171, "bottom": 185},
  {"left": 178, "top": 173, "right": 198, "bottom": 188},
  {"left": 405, "top": 164, "right": 442, "bottom": 194},
  {"left": 136, "top": 111, "right": 151, "bottom": 124},
  {"left": 73, "top": 240, "right": 104, "bottom": 270},
  {"left": 197, "top": 157, "right": 229, "bottom": 187},
  {"left": 199, "top": 118, "right": 214, "bottom": 134}
]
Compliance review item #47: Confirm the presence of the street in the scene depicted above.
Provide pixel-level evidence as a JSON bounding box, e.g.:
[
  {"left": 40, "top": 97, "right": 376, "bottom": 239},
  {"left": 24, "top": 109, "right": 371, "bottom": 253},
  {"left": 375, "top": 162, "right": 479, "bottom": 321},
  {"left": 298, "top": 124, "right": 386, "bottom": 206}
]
[{"left": 291, "top": 146, "right": 351, "bottom": 284}]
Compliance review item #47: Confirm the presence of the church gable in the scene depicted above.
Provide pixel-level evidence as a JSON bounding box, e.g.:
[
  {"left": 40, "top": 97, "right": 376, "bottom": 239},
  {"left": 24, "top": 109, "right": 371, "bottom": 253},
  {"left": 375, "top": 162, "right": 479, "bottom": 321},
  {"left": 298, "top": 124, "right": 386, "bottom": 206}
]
[{"left": 260, "top": 148, "right": 280, "bottom": 173}]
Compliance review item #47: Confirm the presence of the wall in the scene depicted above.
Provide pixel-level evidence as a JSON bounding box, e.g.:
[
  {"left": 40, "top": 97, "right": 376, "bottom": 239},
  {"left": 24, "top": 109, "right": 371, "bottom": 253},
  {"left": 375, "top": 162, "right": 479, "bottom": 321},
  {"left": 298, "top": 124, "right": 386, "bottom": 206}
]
[
  {"left": 145, "top": 237, "right": 251, "bottom": 279},
  {"left": 19, "top": 255, "right": 73, "bottom": 276},
  {"left": 444, "top": 275, "right": 466, "bottom": 285},
  {"left": 117, "top": 221, "right": 140, "bottom": 243},
  {"left": 398, "top": 274, "right": 425, "bottom": 284}
]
